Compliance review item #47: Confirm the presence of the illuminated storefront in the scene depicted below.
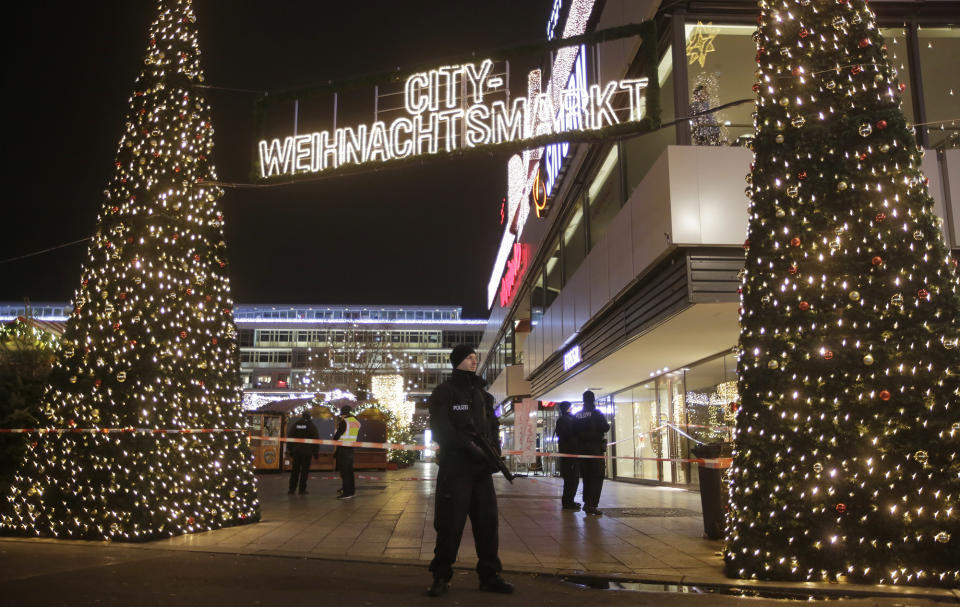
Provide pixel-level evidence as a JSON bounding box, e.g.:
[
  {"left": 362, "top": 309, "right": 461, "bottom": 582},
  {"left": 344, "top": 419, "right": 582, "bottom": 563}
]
[{"left": 478, "top": 0, "right": 959, "bottom": 486}]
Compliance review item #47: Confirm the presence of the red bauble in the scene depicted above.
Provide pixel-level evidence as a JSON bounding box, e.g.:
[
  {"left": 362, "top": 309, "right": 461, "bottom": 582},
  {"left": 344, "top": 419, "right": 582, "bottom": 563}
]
[
  {"left": 788, "top": 265, "right": 799, "bottom": 275},
  {"left": 824, "top": 350, "right": 834, "bottom": 360},
  {"left": 875, "top": 212, "right": 886, "bottom": 222},
  {"left": 871, "top": 256, "right": 883, "bottom": 266},
  {"left": 792, "top": 67, "right": 802, "bottom": 77},
  {"left": 127, "top": 237, "right": 134, "bottom": 243},
  {"left": 799, "top": 301, "right": 810, "bottom": 311},
  {"left": 186, "top": 288, "right": 192, "bottom": 295},
  {"left": 752, "top": 84, "right": 760, "bottom": 92},
  {"left": 899, "top": 83, "right": 907, "bottom": 92},
  {"left": 799, "top": 29, "right": 809, "bottom": 38},
  {"left": 835, "top": 503, "right": 847, "bottom": 513},
  {"left": 94, "top": 379, "right": 102, "bottom": 387},
  {"left": 859, "top": 153, "right": 868, "bottom": 161},
  {"left": 212, "top": 338, "right": 218, "bottom": 345},
  {"left": 119, "top": 293, "right": 126, "bottom": 300},
  {"left": 743, "top": 239, "right": 751, "bottom": 250},
  {"left": 879, "top": 390, "right": 891, "bottom": 401},
  {"left": 205, "top": 295, "right": 212, "bottom": 302},
  {"left": 790, "top": 237, "right": 802, "bottom": 247},
  {"left": 180, "top": 331, "right": 187, "bottom": 338},
  {"left": 130, "top": 340, "right": 137, "bottom": 346},
  {"left": 193, "top": 254, "right": 201, "bottom": 261},
  {"left": 858, "top": 38, "right": 870, "bottom": 48},
  {"left": 112, "top": 322, "right": 120, "bottom": 331},
  {"left": 187, "top": 517, "right": 195, "bottom": 525},
  {"left": 918, "top": 288, "right": 929, "bottom": 299},
  {"left": 851, "top": 65, "right": 862, "bottom": 75},
  {"left": 798, "top": 171, "right": 808, "bottom": 180},
  {"left": 876, "top": 120, "right": 888, "bottom": 130}
]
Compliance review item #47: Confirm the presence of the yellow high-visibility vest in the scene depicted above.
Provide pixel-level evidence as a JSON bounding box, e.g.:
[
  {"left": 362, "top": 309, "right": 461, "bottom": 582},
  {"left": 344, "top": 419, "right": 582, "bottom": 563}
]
[{"left": 341, "top": 416, "right": 361, "bottom": 444}]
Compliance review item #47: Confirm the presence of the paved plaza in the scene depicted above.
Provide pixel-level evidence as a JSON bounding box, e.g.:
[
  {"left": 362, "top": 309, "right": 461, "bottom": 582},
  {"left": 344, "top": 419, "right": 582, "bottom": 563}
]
[{"left": 2, "top": 464, "right": 957, "bottom": 602}]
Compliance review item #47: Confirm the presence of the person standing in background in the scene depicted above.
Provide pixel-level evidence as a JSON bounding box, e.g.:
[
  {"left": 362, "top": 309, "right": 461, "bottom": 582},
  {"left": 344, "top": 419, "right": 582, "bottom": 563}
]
[
  {"left": 287, "top": 410, "right": 319, "bottom": 495},
  {"left": 573, "top": 391, "right": 610, "bottom": 516},
  {"left": 334, "top": 405, "right": 361, "bottom": 500},
  {"left": 555, "top": 401, "right": 581, "bottom": 511}
]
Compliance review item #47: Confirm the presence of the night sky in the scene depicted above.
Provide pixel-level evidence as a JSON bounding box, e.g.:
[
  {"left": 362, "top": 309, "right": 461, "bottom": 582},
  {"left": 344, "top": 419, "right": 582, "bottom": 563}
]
[{"left": 1, "top": 1, "right": 554, "bottom": 319}]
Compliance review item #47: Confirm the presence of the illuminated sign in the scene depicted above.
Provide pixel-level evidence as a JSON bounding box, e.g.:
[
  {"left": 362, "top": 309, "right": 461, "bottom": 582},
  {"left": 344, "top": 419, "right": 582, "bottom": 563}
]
[
  {"left": 499, "top": 243, "right": 530, "bottom": 308},
  {"left": 543, "top": 44, "right": 588, "bottom": 197},
  {"left": 531, "top": 168, "right": 548, "bottom": 218},
  {"left": 563, "top": 345, "right": 581, "bottom": 371},
  {"left": 258, "top": 57, "right": 648, "bottom": 179}
]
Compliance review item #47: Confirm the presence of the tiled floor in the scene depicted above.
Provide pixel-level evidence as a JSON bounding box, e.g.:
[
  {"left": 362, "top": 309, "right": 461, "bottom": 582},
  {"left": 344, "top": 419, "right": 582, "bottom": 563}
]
[{"left": 152, "top": 464, "right": 726, "bottom": 582}]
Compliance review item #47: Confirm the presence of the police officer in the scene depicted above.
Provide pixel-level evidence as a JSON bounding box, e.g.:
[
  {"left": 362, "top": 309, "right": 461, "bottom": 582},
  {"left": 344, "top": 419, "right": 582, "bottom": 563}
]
[
  {"left": 573, "top": 391, "right": 610, "bottom": 516},
  {"left": 333, "top": 405, "right": 361, "bottom": 500},
  {"left": 555, "top": 401, "right": 581, "bottom": 510},
  {"left": 426, "top": 344, "right": 513, "bottom": 597},
  {"left": 287, "top": 410, "right": 319, "bottom": 495}
]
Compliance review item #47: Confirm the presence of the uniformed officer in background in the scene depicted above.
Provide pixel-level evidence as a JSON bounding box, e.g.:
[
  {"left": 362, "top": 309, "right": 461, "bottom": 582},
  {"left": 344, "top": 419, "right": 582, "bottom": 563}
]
[
  {"left": 333, "top": 404, "right": 361, "bottom": 500},
  {"left": 573, "top": 391, "right": 610, "bottom": 516},
  {"left": 287, "top": 410, "right": 319, "bottom": 495},
  {"left": 425, "top": 344, "right": 513, "bottom": 597},
  {"left": 555, "top": 401, "right": 581, "bottom": 510}
]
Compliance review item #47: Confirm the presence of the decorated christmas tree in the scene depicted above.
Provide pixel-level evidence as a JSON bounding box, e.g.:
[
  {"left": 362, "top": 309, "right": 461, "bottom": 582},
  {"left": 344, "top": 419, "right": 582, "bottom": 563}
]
[
  {"left": 0, "top": 0, "right": 260, "bottom": 540},
  {"left": 727, "top": 0, "right": 960, "bottom": 587}
]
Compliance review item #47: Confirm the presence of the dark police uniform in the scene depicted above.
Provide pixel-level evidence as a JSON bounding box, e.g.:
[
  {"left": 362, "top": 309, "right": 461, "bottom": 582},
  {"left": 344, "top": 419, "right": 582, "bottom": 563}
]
[
  {"left": 573, "top": 404, "right": 610, "bottom": 512},
  {"left": 555, "top": 408, "right": 581, "bottom": 509},
  {"left": 287, "top": 413, "right": 319, "bottom": 494},
  {"left": 428, "top": 368, "right": 503, "bottom": 583}
]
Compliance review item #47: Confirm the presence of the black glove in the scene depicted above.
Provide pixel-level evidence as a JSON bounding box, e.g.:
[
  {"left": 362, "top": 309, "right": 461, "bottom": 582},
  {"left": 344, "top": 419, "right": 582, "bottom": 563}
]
[{"left": 465, "top": 441, "right": 488, "bottom": 463}]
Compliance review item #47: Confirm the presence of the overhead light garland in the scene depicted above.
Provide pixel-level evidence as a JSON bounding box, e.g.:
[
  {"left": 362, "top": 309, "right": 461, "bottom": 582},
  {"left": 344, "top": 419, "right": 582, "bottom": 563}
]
[
  {"left": 0, "top": 0, "right": 260, "bottom": 541},
  {"left": 726, "top": 0, "right": 959, "bottom": 588}
]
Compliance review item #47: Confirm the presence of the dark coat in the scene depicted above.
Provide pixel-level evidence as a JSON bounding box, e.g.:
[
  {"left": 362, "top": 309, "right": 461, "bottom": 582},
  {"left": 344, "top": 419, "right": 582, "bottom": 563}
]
[
  {"left": 555, "top": 412, "right": 579, "bottom": 454},
  {"left": 287, "top": 415, "right": 320, "bottom": 457},
  {"left": 573, "top": 407, "right": 610, "bottom": 455},
  {"left": 428, "top": 369, "right": 500, "bottom": 474}
]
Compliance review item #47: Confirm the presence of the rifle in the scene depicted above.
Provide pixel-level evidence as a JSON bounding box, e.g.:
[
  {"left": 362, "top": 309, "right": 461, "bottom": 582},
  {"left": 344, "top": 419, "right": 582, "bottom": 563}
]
[{"left": 472, "top": 432, "right": 515, "bottom": 484}]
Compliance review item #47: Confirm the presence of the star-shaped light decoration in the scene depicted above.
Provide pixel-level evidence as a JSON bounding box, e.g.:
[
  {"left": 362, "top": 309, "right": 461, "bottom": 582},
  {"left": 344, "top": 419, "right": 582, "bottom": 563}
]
[{"left": 686, "top": 21, "right": 719, "bottom": 68}]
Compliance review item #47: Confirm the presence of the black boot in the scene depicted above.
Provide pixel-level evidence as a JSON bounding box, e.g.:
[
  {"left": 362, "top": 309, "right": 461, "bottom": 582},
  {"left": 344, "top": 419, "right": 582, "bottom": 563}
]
[
  {"left": 479, "top": 574, "right": 514, "bottom": 594},
  {"left": 426, "top": 577, "right": 450, "bottom": 597}
]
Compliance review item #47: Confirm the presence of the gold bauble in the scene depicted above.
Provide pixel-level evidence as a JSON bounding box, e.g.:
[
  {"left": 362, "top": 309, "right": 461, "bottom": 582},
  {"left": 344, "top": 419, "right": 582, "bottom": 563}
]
[
  {"left": 914, "top": 450, "right": 929, "bottom": 465},
  {"left": 863, "top": 353, "right": 874, "bottom": 365},
  {"left": 767, "top": 359, "right": 780, "bottom": 369},
  {"left": 849, "top": 291, "right": 861, "bottom": 301}
]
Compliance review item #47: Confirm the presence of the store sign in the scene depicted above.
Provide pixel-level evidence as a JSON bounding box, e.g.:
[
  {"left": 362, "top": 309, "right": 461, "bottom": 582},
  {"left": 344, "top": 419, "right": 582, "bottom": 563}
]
[
  {"left": 499, "top": 243, "right": 530, "bottom": 307},
  {"left": 563, "top": 345, "right": 581, "bottom": 371},
  {"left": 258, "top": 57, "right": 648, "bottom": 178}
]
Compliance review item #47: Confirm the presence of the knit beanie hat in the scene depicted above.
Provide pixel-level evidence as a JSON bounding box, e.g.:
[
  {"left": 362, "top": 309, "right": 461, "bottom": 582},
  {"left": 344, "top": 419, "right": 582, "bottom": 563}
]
[{"left": 450, "top": 344, "right": 477, "bottom": 368}]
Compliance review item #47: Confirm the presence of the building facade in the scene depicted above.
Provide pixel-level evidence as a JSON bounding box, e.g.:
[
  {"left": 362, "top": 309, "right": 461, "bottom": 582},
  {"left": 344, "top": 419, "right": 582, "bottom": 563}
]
[
  {"left": 0, "top": 302, "right": 483, "bottom": 414},
  {"left": 478, "top": 0, "right": 960, "bottom": 485}
]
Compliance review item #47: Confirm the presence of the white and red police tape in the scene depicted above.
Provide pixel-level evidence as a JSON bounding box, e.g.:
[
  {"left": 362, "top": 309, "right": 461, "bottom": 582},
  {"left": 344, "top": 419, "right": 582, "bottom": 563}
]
[{"left": 0, "top": 427, "right": 731, "bottom": 467}]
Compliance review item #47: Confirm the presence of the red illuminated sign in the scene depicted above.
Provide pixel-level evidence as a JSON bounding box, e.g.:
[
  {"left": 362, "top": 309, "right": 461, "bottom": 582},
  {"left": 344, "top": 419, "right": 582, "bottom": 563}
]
[{"left": 499, "top": 242, "right": 530, "bottom": 307}]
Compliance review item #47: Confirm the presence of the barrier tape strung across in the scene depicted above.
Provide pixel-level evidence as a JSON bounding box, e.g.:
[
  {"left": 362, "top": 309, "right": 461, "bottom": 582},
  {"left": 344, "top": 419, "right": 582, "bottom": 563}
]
[
  {"left": 0, "top": 428, "right": 731, "bottom": 467},
  {"left": 0, "top": 427, "right": 243, "bottom": 435}
]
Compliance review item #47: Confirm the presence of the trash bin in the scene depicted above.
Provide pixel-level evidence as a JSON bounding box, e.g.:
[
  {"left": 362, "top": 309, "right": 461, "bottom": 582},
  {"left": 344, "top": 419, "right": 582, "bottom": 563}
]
[{"left": 692, "top": 442, "right": 732, "bottom": 540}]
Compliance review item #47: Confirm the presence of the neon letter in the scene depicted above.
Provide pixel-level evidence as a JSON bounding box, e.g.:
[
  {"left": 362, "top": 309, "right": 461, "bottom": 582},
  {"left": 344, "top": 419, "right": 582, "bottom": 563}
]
[
  {"left": 404, "top": 72, "right": 430, "bottom": 114},
  {"left": 258, "top": 137, "right": 294, "bottom": 177},
  {"left": 464, "top": 104, "right": 491, "bottom": 147}
]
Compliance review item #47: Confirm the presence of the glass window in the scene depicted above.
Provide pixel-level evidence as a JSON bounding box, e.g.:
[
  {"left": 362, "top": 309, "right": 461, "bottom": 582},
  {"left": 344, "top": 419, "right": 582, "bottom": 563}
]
[
  {"left": 544, "top": 239, "right": 562, "bottom": 309},
  {"left": 529, "top": 270, "right": 545, "bottom": 326},
  {"left": 562, "top": 196, "right": 587, "bottom": 281},
  {"left": 683, "top": 352, "right": 737, "bottom": 446},
  {"left": 685, "top": 23, "right": 755, "bottom": 146},
  {"left": 587, "top": 146, "right": 621, "bottom": 248},
  {"left": 624, "top": 45, "right": 675, "bottom": 198},
  {"left": 917, "top": 26, "right": 959, "bottom": 148}
]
